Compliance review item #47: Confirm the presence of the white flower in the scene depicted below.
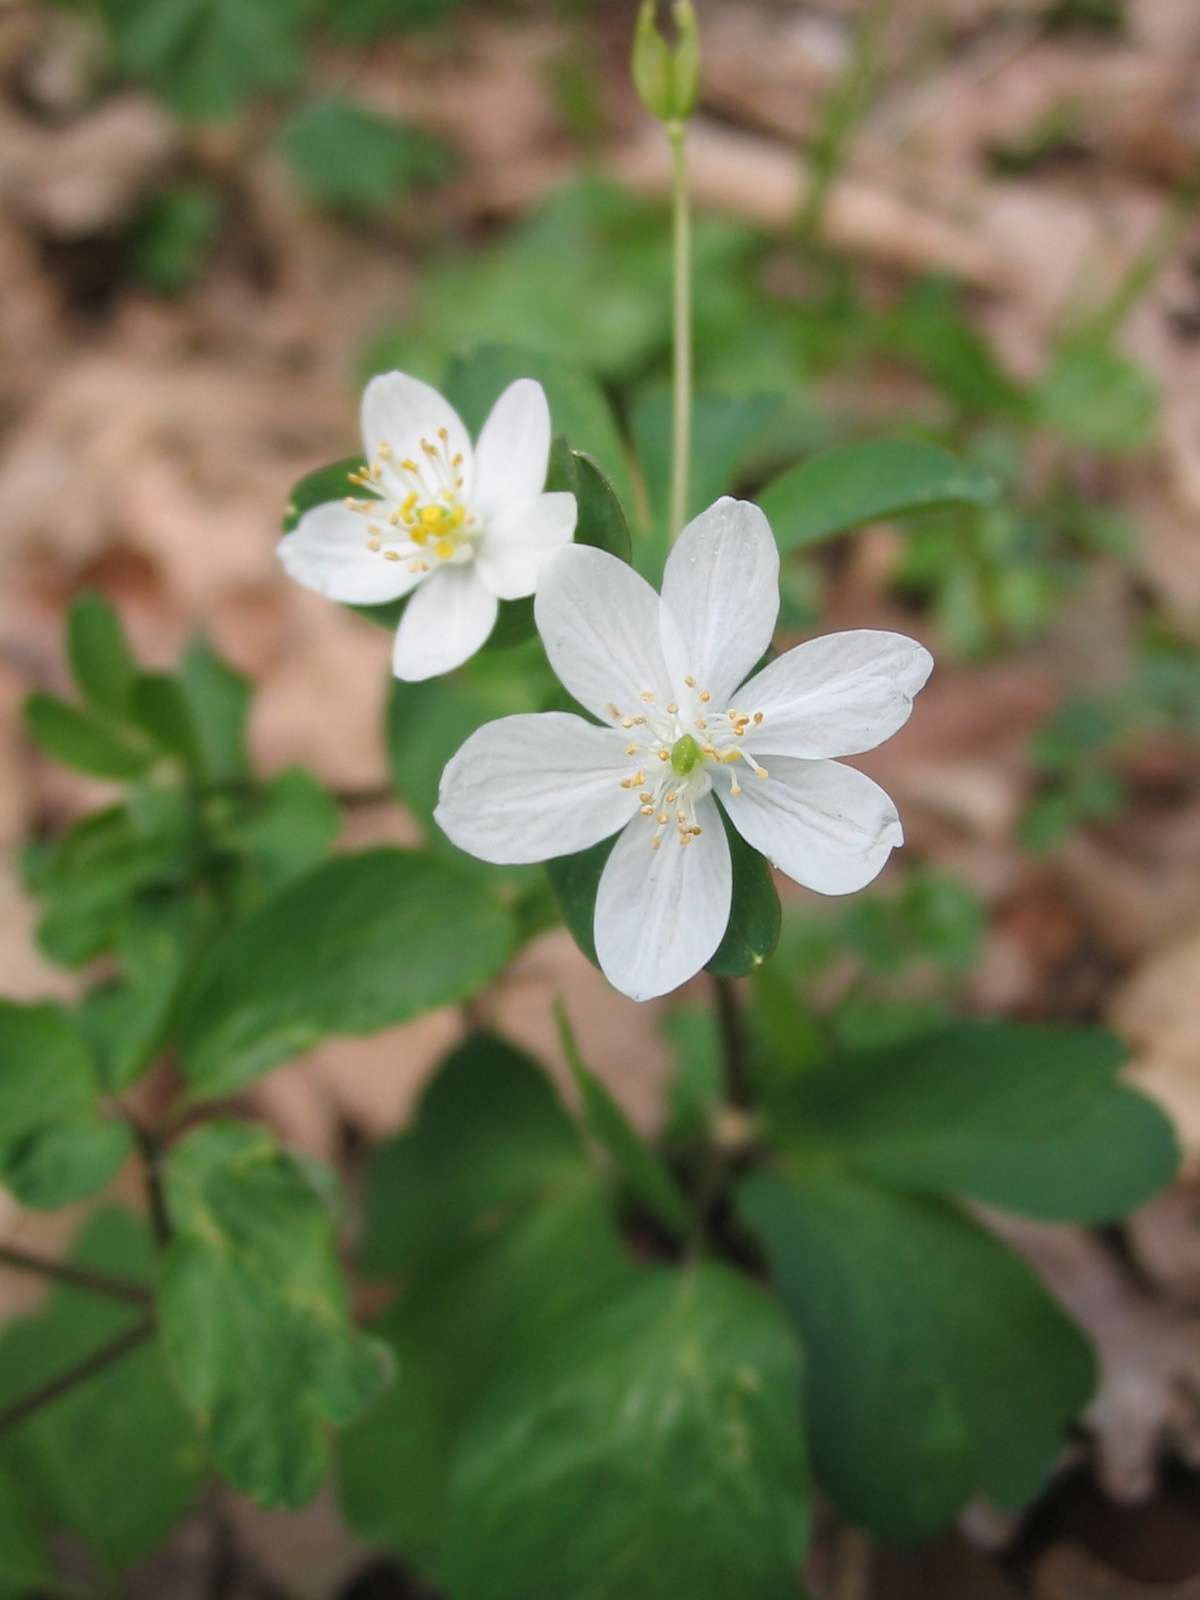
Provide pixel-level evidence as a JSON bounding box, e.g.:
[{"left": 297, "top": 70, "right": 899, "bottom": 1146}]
[
  {"left": 278, "top": 372, "right": 577, "bottom": 681},
  {"left": 435, "top": 497, "right": 933, "bottom": 1002}
]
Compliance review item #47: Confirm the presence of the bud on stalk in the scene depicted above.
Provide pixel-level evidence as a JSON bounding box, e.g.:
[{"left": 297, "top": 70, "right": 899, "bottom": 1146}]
[{"left": 632, "top": 0, "right": 699, "bottom": 126}]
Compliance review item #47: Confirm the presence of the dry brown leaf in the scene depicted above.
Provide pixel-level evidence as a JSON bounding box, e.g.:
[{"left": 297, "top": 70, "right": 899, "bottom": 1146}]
[
  {"left": 1112, "top": 925, "right": 1200, "bottom": 1167},
  {"left": 1036, "top": 1543, "right": 1200, "bottom": 1600},
  {"left": 1127, "top": 1181, "right": 1200, "bottom": 1308}
]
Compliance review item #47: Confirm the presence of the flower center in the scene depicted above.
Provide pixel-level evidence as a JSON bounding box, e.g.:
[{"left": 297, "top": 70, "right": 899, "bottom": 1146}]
[
  {"left": 345, "top": 428, "right": 475, "bottom": 575},
  {"left": 609, "top": 681, "right": 768, "bottom": 850}
]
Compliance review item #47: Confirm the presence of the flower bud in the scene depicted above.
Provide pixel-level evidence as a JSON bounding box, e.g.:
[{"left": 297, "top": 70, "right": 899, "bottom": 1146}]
[{"left": 632, "top": 0, "right": 699, "bottom": 125}]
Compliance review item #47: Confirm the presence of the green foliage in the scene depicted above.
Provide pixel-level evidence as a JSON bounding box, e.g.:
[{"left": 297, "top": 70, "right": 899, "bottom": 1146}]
[
  {"left": 0, "top": 1000, "right": 133, "bottom": 1208},
  {"left": 1036, "top": 340, "right": 1158, "bottom": 452},
  {"left": 178, "top": 634, "right": 252, "bottom": 784},
  {"left": 445, "top": 1265, "right": 810, "bottom": 1600},
  {"left": 24, "top": 692, "right": 153, "bottom": 780},
  {"left": 322, "top": 0, "right": 466, "bottom": 39},
  {"left": 0, "top": 1464, "right": 53, "bottom": 1596},
  {"left": 1020, "top": 695, "right": 1127, "bottom": 852},
  {"left": 159, "top": 1121, "right": 393, "bottom": 1507},
  {"left": 128, "top": 182, "right": 224, "bottom": 294},
  {"left": 0, "top": 1209, "right": 204, "bottom": 1568},
  {"left": 706, "top": 809, "right": 782, "bottom": 979},
  {"left": 178, "top": 849, "right": 514, "bottom": 1094},
  {"left": 740, "top": 1167, "right": 1094, "bottom": 1543},
  {"left": 282, "top": 96, "right": 456, "bottom": 215},
  {"left": 545, "top": 436, "right": 633, "bottom": 564}
]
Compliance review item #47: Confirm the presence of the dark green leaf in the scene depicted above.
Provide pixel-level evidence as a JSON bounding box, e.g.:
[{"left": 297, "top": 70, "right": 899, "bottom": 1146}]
[
  {"left": 766, "top": 1022, "right": 1178, "bottom": 1222},
  {"left": 758, "top": 441, "right": 999, "bottom": 553},
  {"left": 218, "top": 768, "right": 339, "bottom": 895},
  {"left": 4, "top": 1118, "right": 133, "bottom": 1209},
  {"left": 739, "top": 1167, "right": 1094, "bottom": 1542},
  {"left": 24, "top": 692, "right": 151, "bottom": 780},
  {"left": 128, "top": 181, "right": 224, "bottom": 294},
  {"left": 0, "top": 1209, "right": 204, "bottom": 1568},
  {"left": 66, "top": 590, "right": 137, "bottom": 716},
  {"left": 555, "top": 1002, "right": 691, "bottom": 1240},
  {"left": 1037, "top": 342, "right": 1158, "bottom": 453},
  {"left": 282, "top": 96, "right": 455, "bottom": 214},
  {"left": 360, "top": 1033, "right": 585, "bottom": 1280},
  {"left": 706, "top": 809, "right": 781, "bottom": 978},
  {"left": 283, "top": 456, "right": 365, "bottom": 534},
  {"left": 179, "top": 636, "right": 251, "bottom": 783},
  {"left": 444, "top": 1263, "right": 811, "bottom": 1600},
  {"left": 159, "top": 1121, "right": 392, "bottom": 1508},
  {"left": 321, "top": 0, "right": 466, "bottom": 41},
  {"left": 0, "top": 1461, "right": 53, "bottom": 1593},
  {"left": 128, "top": 672, "right": 201, "bottom": 766},
  {"left": 545, "top": 435, "right": 632, "bottom": 564},
  {"left": 178, "top": 849, "right": 513, "bottom": 1095}
]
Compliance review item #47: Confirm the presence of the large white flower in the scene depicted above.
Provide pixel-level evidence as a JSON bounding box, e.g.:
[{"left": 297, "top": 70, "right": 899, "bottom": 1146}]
[
  {"left": 435, "top": 497, "right": 933, "bottom": 1002},
  {"left": 278, "top": 372, "right": 577, "bottom": 681}
]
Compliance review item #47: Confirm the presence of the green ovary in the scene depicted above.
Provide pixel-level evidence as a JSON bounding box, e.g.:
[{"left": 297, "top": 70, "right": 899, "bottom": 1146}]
[{"left": 670, "top": 734, "right": 702, "bottom": 776}]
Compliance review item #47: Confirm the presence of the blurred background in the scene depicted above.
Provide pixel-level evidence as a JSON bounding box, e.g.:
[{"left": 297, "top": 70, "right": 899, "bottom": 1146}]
[{"left": 4, "top": 0, "right": 1200, "bottom": 1594}]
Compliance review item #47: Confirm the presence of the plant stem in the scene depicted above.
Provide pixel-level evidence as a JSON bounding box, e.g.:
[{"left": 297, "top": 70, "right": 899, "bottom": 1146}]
[
  {"left": 712, "top": 974, "right": 750, "bottom": 1108},
  {"left": 130, "top": 1117, "right": 172, "bottom": 1247},
  {"left": 0, "top": 1316, "right": 155, "bottom": 1439},
  {"left": 0, "top": 1243, "right": 151, "bottom": 1307},
  {"left": 668, "top": 116, "right": 692, "bottom": 544}
]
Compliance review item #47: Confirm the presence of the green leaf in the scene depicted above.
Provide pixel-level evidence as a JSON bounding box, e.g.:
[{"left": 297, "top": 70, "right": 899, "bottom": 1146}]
[
  {"left": 0, "top": 1461, "right": 53, "bottom": 1593},
  {"left": 24, "top": 692, "right": 152, "bottom": 780},
  {"left": 128, "top": 672, "right": 201, "bottom": 766},
  {"left": 0, "top": 1000, "right": 132, "bottom": 1207},
  {"left": 66, "top": 590, "right": 137, "bottom": 716},
  {"left": 159, "top": 1121, "right": 393, "bottom": 1508},
  {"left": 443, "top": 344, "right": 632, "bottom": 511},
  {"left": 545, "top": 435, "right": 632, "bottom": 564},
  {"left": 766, "top": 1022, "right": 1178, "bottom": 1223},
  {"left": 1037, "top": 342, "right": 1158, "bottom": 452},
  {"left": 758, "top": 440, "right": 1000, "bottom": 553},
  {"left": 741, "top": 1169, "right": 1096, "bottom": 1543},
  {"left": 544, "top": 834, "right": 613, "bottom": 967},
  {"left": 178, "top": 849, "right": 513, "bottom": 1095},
  {"left": 706, "top": 809, "right": 781, "bottom": 978},
  {"left": 128, "top": 180, "right": 224, "bottom": 295},
  {"left": 0, "top": 1209, "right": 204, "bottom": 1568},
  {"left": 282, "top": 95, "right": 455, "bottom": 214},
  {"left": 283, "top": 455, "right": 365, "bottom": 533},
  {"left": 321, "top": 0, "right": 466, "bottom": 40},
  {"left": 218, "top": 768, "right": 339, "bottom": 895},
  {"left": 555, "top": 1002, "right": 691, "bottom": 1241},
  {"left": 179, "top": 636, "right": 251, "bottom": 783},
  {"left": 444, "top": 1263, "right": 811, "bottom": 1600},
  {"left": 360, "top": 1033, "right": 586, "bottom": 1280}
]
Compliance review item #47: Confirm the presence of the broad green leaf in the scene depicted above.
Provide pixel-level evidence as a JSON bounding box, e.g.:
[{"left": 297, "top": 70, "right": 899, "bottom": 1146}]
[
  {"left": 217, "top": 768, "right": 339, "bottom": 896},
  {"left": 128, "top": 672, "right": 200, "bottom": 766},
  {"left": 0, "top": 1461, "right": 53, "bottom": 1594},
  {"left": 323, "top": 0, "right": 467, "bottom": 40},
  {"left": 159, "top": 1121, "right": 392, "bottom": 1508},
  {"left": 739, "top": 1167, "right": 1094, "bottom": 1542},
  {"left": 66, "top": 590, "right": 137, "bottom": 716},
  {"left": 1037, "top": 342, "right": 1158, "bottom": 452},
  {"left": 282, "top": 96, "right": 455, "bottom": 214},
  {"left": 444, "top": 1263, "right": 811, "bottom": 1600},
  {"left": 706, "top": 810, "right": 781, "bottom": 978},
  {"left": 24, "top": 692, "right": 151, "bottom": 780},
  {"left": 545, "top": 435, "right": 632, "bottom": 564},
  {"left": 283, "top": 456, "right": 365, "bottom": 533},
  {"left": 341, "top": 1181, "right": 632, "bottom": 1570},
  {"left": 443, "top": 344, "right": 632, "bottom": 511},
  {"left": 360, "top": 1033, "right": 586, "bottom": 1280},
  {"left": 0, "top": 1209, "right": 204, "bottom": 1568},
  {"left": 178, "top": 849, "right": 513, "bottom": 1095},
  {"left": 128, "top": 180, "right": 224, "bottom": 295},
  {"left": 555, "top": 1002, "right": 691, "bottom": 1241},
  {"left": 758, "top": 440, "right": 999, "bottom": 552},
  {"left": 179, "top": 636, "right": 251, "bottom": 783},
  {"left": 766, "top": 1022, "right": 1177, "bottom": 1222},
  {"left": 0, "top": 1000, "right": 131, "bottom": 1207}
]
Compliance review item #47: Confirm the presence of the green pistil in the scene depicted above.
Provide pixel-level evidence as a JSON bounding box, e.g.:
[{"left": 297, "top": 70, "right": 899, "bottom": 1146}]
[{"left": 670, "top": 734, "right": 701, "bottom": 776}]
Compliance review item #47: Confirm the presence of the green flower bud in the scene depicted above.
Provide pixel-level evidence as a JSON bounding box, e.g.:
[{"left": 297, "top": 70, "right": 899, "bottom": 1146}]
[{"left": 632, "top": 0, "right": 699, "bottom": 125}]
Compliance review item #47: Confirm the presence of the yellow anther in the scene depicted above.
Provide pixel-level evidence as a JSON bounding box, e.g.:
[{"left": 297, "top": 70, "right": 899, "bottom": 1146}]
[
  {"left": 753, "top": 712, "right": 763, "bottom": 724},
  {"left": 628, "top": 745, "right": 640, "bottom": 757},
  {"left": 735, "top": 726, "right": 744, "bottom": 737},
  {"left": 450, "top": 505, "right": 466, "bottom": 528},
  {"left": 700, "top": 690, "right": 711, "bottom": 703},
  {"left": 641, "top": 805, "right": 655, "bottom": 816},
  {"left": 453, "top": 453, "right": 463, "bottom": 467},
  {"left": 422, "top": 439, "right": 438, "bottom": 456},
  {"left": 657, "top": 749, "right": 669, "bottom": 761},
  {"left": 379, "top": 441, "right": 393, "bottom": 459},
  {"left": 608, "top": 703, "right": 622, "bottom": 720},
  {"left": 621, "top": 718, "right": 634, "bottom": 730},
  {"left": 438, "top": 427, "right": 448, "bottom": 441},
  {"left": 370, "top": 463, "right": 383, "bottom": 480},
  {"left": 401, "top": 458, "right": 418, "bottom": 473},
  {"left": 368, "top": 539, "right": 381, "bottom": 552},
  {"left": 640, "top": 691, "right": 656, "bottom": 702},
  {"left": 402, "top": 491, "right": 418, "bottom": 515},
  {"left": 639, "top": 792, "right": 653, "bottom": 803},
  {"left": 666, "top": 702, "right": 678, "bottom": 714},
  {"left": 755, "top": 766, "right": 769, "bottom": 779},
  {"left": 435, "top": 538, "right": 455, "bottom": 561},
  {"left": 344, "top": 496, "right": 356, "bottom": 509},
  {"left": 730, "top": 780, "right": 742, "bottom": 796},
  {"left": 685, "top": 675, "right": 696, "bottom": 687},
  {"left": 666, "top": 790, "right": 677, "bottom": 803},
  {"left": 696, "top": 718, "right": 708, "bottom": 731},
  {"left": 384, "top": 550, "right": 400, "bottom": 562},
  {"left": 657, "top": 812, "right": 668, "bottom": 825},
  {"left": 722, "top": 749, "right": 741, "bottom": 763},
  {"left": 633, "top": 716, "right": 647, "bottom": 726},
  {"left": 420, "top": 504, "right": 443, "bottom": 528},
  {"left": 367, "top": 524, "right": 381, "bottom": 537},
  {"left": 652, "top": 837, "right": 661, "bottom": 851}
]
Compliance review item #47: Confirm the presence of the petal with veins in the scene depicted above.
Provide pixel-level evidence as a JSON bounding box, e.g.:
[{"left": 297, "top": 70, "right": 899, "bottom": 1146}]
[
  {"left": 535, "top": 545, "right": 673, "bottom": 722},
  {"left": 720, "top": 757, "right": 902, "bottom": 895},
  {"left": 392, "top": 565, "right": 498, "bottom": 682},
  {"left": 476, "top": 492, "right": 577, "bottom": 601},
  {"left": 738, "top": 631, "right": 933, "bottom": 759},
  {"left": 594, "top": 794, "right": 732, "bottom": 1002},
  {"left": 361, "top": 372, "right": 472, "bottom": 491},
  {"left": 660, "top": 498, "right": 779, "bottom": 705},
  {"left": 472, "top": 379, "right": 551, "bottom": 522},
  {"left": 278, "top": 501, "right": 422, "bottom": 605},
  {"left": 435, "top": 712, "right": 637, "bottom": 863}
]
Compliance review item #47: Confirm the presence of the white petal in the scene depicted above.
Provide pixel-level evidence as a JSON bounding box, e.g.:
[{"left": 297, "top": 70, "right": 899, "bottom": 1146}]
[
  {"left": 720, "top": 757, "right": 903, "bottom": 895},
  {"left": 435, "top": 712, "right": 637, "bottom": 864},
  {"left": 738, "top": 630, "right": 934, "bottom": 758},
  {"left": 391, "top": 565, "right": 498, "bottom": 681},
  {"left": 594, "top": 795, "right": 732, "bottom": 1002},
  {"left": 659, "top": 498, "right": 780, "bottom": 706},
  {"left": 475, "top": 492, "right": 577, "bottom": 601},
  {"left": 472, "top": 379, "right": 551, "bottom": 521},
  {"left": 534, "top": 546, "right": 672, "bottom": 723},
  {"left": 278, "top": 501, "right": 422, "bottom": 605},
  {"left": 360, "top": 372, "right": 472, "bottom": 491}
]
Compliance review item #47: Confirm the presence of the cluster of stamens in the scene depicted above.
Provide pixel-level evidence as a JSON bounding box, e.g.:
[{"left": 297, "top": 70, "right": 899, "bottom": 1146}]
[
  {"left": 610, "top": 674, "right": 768, "bottom": 850},
  {"left": 345, "top": 427, "right": 474, "bottom": 574}
]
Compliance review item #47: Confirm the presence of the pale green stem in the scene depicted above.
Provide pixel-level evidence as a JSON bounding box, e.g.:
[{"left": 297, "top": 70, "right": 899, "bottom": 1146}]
[{"left": 668, "top": 117, "right": 692, "bottom": 544}]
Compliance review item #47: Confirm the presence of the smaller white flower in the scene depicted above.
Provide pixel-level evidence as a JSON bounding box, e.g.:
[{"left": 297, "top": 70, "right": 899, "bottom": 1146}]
[
  {"left": 435, "top": 497, "right": 934, "bottom": 1003},
  {"left": 278, "top": 372, "right": 577, "bottom": 681}
]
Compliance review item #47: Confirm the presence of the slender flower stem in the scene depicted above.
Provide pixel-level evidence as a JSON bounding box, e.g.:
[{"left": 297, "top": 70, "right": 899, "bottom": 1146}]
[
  {"left": 0, "top": 1243, "right": 151, "bottom": 1307},
  {"left": 0, "top": 1316, "right": 155, "bottom": 1439},
  {"left": 129, "top": 1117, "right": 172, "bottom": 1247},
  {"left": 667, "top": 116, "right": 692, "bottom": 544}
]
